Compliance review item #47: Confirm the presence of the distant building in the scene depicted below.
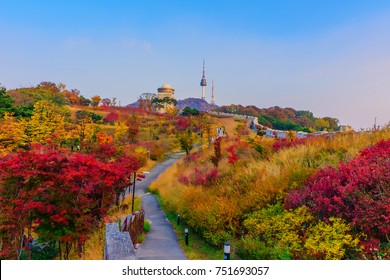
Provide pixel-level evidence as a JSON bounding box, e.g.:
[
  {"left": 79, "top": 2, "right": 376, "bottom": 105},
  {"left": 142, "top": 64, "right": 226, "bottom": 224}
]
[
  {"left": 157, "top": 83, "right": 175, "bottom": 99},
  {"left": 156, "top": 84, "right": 175, "bottom": 113}
]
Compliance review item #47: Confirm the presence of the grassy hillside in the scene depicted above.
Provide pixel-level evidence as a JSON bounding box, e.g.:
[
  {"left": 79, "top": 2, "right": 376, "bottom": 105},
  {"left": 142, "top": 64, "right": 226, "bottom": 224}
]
[
  {"left": 1, "top": 82, "right": 388, "bottom": 260},
  {"left": 0, "top": 82, "right": 225, "bottom": 259},
  {"left": 148, "top": 119, "right": 390, "bottom": 260}
]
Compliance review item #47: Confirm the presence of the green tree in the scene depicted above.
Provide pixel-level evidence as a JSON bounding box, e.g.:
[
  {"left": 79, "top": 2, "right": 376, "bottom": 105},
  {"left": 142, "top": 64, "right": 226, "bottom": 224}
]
[
  {"left": 0, "top": 86, "right": 15, "bottom": 116},
  {"left": 177, "top": 128, "right": 194, "bottom": 155},
  {"left": 152, "top": 97, "right": 178, "bottom": 109},
  {"left": 181, "top": 107, "right": 200, "bottom": 116}
]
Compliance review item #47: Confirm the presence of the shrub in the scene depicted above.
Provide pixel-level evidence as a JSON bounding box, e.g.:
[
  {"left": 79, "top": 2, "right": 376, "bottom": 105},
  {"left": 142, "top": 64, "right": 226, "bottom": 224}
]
[
  {"left": 243, "top": 204, "right": 314, "bottom": 259},
  {"left": 149, "top": 142, "right": 165, "bottom": 161},
  {"left": 254, "top": 144, "right": 263, "bottom": 154},
  {"left": 285, "top": 139, "right": 390, "bottom": 257},
  {"left": 272, "top": 137, "right": 309, "bottom": 152},
  {"left": 190, "top": 167, "right": 218, "bottom": 187},
  {"left": 104, "top": 112, "right": 119, "bottom": 123},
  {"left": 210, "top": 137, "right": 222, "bottom": 167},
  {"left": 226, "top": 144, "right": 238, "bottom": 164},
  {"left": 203, "top": 230, "right": 232, "bottom": 247},
  {"left": 143, "top": 220, "right": 151, "bottom": 233},
  {"left": 183, "top": 153, "right": 200, "bottom": 164},
  {"left": 236, "top": 237, "right": 272, "bottom": 260},
  {"left": 304, "top": 217, "right": 360, "bottom": 260},
  {"left": 235, "top": 123, "right": 250, "bottom": 135},
  {"left": 178, "top": 174, "right": 190, "bottom": 185}
]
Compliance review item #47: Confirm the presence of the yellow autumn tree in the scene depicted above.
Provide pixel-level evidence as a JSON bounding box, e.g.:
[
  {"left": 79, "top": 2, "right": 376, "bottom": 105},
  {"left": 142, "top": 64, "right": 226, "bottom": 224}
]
[
  {"left": 91, "top": 95, "right": 101, "bottom": 107},
  {"left": 286, "top": 130, "right": 297, "bottom": 141},
  {"left": 0, "top": 113, "right": 27, "bottom": 155},
  {"left": 74, "top": 110, "right": 93, "bottom": 147},
  {"left": 114, "top": 121, "right": 128, "bottom": 146},
  {"left": 314, "top": 118, "right": 330, "bottom": 131},
  {"left": 83, "top": 123, "right": 101, "bottom": 151},
  {"left": 193, "top": 114, "right": 220, "bottom": 149},
  {"left": 165, "top": 106, "right": 179, "bottom": 116},
  {"left": 24, "top": 100, "right": 70, "bottom": 145}
]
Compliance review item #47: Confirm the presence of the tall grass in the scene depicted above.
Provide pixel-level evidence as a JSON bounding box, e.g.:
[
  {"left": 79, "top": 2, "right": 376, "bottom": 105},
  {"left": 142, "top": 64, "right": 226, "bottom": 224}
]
[{"left": 148, "top": 128, "right": 390, "bottom": 259}]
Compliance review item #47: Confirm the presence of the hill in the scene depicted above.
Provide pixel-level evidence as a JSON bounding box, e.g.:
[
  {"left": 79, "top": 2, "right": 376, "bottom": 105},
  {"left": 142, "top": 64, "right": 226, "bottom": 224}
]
[
  {"left": 128, "top": 97, "right": 218, "bottom": 112},
  {"left": 149, "top": 119, "right": 390, "bottom": 260},
  {"left": 0, "top": 81, "right": 227, "bottom": 259},
  {"left": 127, "top": 96, "right": 338, "bottom": 132},
  {"left": 176, "top": 98, "right": 219, "bottom": 111},
  {"left": 213, "top": 104, "right": 340, "bottom": 132}
]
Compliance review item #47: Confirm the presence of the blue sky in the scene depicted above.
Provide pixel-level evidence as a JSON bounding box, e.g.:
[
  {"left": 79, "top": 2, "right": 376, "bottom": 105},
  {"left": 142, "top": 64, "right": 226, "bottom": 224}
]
[{"left": 1, "top": 1, "right": 390, "bottom": 129}]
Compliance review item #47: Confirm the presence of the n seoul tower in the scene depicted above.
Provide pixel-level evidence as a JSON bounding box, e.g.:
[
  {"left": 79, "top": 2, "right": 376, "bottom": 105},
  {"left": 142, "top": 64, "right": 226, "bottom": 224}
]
[{"left": 200, "top": 60, "right": 207, "bottom": 100}]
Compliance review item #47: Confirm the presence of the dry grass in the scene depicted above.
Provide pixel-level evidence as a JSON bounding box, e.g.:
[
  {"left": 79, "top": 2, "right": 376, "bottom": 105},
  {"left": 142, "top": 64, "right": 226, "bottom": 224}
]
[
  {"left": 71, "top": 128, "right": 390, "bottom": 260},
  {"left": 139, "top": 159, "right": 158, "bottom": 172},
  {"left": 66, "top": 105, "right": 111, "bottom": 118},
  {"left": 148, "top": 162, "right": 185, "bottom": 213},
  {"left": 211, "top": 116, "right": 240, "bottom": 137},
  {"left": 147, "top": 128, "right": 390, "bottom": 258}
]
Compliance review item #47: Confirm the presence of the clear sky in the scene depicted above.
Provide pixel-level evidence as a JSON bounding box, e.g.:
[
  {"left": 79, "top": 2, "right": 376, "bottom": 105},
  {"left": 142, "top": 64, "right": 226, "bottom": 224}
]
[{"left": 1, "top": 0, "right": 390, "bottom": 129}]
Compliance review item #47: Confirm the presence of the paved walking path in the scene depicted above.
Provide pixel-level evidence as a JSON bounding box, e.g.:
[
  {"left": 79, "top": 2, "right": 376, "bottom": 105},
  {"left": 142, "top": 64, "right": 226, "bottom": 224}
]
[{"left": 126, "top": 157, "right": 187, "bottom": 260}]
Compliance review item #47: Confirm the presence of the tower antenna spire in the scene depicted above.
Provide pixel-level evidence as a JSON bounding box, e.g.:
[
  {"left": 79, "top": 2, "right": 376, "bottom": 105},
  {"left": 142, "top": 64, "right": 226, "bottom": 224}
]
[
  {"left": 200, "top": 59, "right": 207, "bottom": 100},
  {"left": 202, "top": 59, "right": 205, "bottom": 78},
  {"left": 211, "top": 79, "right": 215, "bottom": 105}
]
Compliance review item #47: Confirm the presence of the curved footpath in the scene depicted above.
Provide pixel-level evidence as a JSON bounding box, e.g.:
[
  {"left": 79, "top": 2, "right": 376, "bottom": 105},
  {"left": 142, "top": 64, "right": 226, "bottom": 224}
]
[{"left": 126, "top": 157, "right": 187, "bottom": 260}]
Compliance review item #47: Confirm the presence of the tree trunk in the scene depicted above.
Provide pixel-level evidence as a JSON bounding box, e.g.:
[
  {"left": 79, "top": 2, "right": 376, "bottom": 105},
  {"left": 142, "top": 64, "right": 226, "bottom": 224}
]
[
  {"left": 121, "top": 191, "right": 125, "bottom": 206},
  {"left": 78, "top": 240, "right": 83, "bottom": 258},
  {"left": 65, "top": 242, "right": 71, "bottom": 260},
  {"left": 59, "top": 241, "right": 62, "bottom": 260},
  {"left": 17, "top": 228, "right": 24, "bottom": 260}
]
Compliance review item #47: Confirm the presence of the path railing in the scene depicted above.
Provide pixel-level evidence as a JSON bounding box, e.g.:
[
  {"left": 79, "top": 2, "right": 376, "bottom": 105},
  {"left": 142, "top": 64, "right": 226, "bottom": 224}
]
[{"left": 104, "top": 210, "right": 145, "bottom": 260}]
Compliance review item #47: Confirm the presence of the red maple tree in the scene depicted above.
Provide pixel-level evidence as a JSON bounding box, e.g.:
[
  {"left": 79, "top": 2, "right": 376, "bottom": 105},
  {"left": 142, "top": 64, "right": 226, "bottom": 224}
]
[{"left": 0, "top": 144, "right": 140, "bottom": 259}]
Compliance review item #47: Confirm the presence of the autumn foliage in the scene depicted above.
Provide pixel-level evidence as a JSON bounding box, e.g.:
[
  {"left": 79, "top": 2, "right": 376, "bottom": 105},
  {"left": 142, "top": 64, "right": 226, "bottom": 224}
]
[
  {"left": 0, "top": 145, "right": 140, "bottom": 260},
  {"left": 285, "top": 139, "right": 390, "bottom": 257},
  {"left": 1, "top": 81, "right": 389, "bottom": 260},
  {"left": 1, "top": 81, "right": 223, "bottom": 259},
  {"left": 272, "top": 137, "right": 310, "bottom": 152},
  {"left": 103, "top": 112, "right": 119, "bottom": 123},
  {"left": 149, "top": 119, "right": 390, "bottom": 259}
]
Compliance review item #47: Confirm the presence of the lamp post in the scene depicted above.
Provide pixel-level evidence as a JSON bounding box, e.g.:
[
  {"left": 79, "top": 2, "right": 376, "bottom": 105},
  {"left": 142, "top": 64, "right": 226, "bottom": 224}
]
[
  {"left": 177, "top": 213, "right": 181, "bottom": 225},
  {"left": 184, "top": 227, "right": 189, "bottom": 245},
  {"left": 224, "top": 242, "right": 231, "bottom": 260},
  {"left": 131, "top": 171, "right": 149, "bottom": 213},
  {"left": 131, "top": 171, "right": 136, "bottom": 213}
]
